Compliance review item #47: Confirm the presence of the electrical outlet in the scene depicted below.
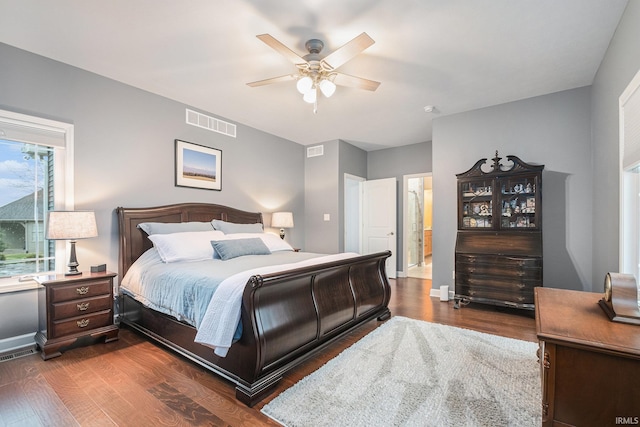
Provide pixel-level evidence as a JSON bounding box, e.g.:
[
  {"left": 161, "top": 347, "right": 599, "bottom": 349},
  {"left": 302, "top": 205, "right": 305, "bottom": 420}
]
[{"left": 324, "top": 214, "right": 330, "bottom": 221}]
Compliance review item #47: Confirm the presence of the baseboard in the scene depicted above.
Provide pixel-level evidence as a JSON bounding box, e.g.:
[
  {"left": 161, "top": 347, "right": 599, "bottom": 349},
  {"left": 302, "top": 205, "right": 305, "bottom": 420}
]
[{"left": 0, "top": 333, "right": 37, "bottom": 362}]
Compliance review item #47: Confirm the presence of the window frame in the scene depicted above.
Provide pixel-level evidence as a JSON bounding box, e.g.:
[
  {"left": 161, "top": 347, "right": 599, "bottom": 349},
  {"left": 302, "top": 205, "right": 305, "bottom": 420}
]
[{"left": 0, "top": 109, "right": 74, "bottom": 292}]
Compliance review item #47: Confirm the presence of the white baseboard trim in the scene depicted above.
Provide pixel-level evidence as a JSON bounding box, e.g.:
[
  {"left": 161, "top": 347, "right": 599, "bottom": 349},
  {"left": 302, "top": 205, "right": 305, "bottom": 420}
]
[{"left": 0, "top": 332, "right": 36, "bottom": 354}]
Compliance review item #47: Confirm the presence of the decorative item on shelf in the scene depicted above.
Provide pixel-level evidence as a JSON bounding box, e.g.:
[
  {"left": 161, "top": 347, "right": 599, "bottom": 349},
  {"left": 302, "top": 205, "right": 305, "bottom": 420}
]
[
  {"left": 271, "top": 212, "right": 294, "bottom": 240},
  {"left": 599, "top": 272, "right": 640, "bottom": 325},
  {"left": 46, "top": 210, "right": 98, "bottom": 276}
]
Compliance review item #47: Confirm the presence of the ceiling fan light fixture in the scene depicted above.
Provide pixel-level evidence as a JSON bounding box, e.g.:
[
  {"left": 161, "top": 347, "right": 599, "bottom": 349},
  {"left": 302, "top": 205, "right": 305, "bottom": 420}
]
[
  {"left": 296, "top": 76, "right": 313, "bottom": 94},
  {"left": 319, "top": 79, "right": 336, "bottom": 98},
  {"left": 303, "top": 88, "right": 317, "bottom": 104}
]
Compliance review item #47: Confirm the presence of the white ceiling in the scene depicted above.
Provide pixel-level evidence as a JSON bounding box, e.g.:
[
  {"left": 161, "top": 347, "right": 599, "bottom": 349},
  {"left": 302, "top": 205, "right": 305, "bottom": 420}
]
[{"left": 0, "top": 0, "right": 628, "bottom": 151}]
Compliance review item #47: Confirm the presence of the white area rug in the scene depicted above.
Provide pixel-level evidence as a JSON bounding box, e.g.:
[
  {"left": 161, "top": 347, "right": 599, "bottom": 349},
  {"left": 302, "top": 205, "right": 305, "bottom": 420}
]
[{"left": 261, "top": 316, "right": 541, "bottom": 427}]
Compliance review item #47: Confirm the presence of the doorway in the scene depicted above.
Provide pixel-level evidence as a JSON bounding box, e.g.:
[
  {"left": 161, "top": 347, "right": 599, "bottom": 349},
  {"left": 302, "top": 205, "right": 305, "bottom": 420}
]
[
  {"left": 344, "top": 174, "right": 397, "bottom": 278},
  {"left": 404, "top": 174, "right": 432, "bottom": 279}
]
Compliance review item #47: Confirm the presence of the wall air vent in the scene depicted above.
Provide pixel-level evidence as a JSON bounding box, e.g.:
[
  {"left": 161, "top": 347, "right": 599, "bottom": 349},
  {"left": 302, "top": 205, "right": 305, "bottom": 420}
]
[
  {"left": 307, "top": 145, "right": 324, "bottom": 158},
  {"left": 186, "top": 108, "right": 236, "bottom": 138}
]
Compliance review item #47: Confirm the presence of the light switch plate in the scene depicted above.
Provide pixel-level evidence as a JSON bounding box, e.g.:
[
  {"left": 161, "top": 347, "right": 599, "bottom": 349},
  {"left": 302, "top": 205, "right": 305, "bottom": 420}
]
[{"left": 323, "top": 214, "right": 330, "bottom": 221}]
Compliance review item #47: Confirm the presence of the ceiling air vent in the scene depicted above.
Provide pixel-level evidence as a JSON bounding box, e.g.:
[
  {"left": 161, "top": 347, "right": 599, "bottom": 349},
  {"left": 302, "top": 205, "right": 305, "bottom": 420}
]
[
  {"left": 186, "top": 108, "right": 236, "bottom": 138},
  {"left": 307, "top": 145, "right": 324, "bottom": 158}
]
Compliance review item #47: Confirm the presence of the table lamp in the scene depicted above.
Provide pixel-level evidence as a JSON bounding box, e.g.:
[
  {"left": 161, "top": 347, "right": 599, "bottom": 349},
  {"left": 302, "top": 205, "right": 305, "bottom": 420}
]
[
  {"left": 46, "top": 210, "right": 98, "bottom": 276},
  {"left": 271, "top": 212, "right": 294, "bottom": 240}
]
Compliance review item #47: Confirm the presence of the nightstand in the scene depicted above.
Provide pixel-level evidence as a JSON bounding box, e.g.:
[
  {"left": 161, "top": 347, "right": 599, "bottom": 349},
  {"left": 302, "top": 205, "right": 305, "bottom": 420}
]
[{"left": 34, "top": 271, "right": 119, "bottom": 360}]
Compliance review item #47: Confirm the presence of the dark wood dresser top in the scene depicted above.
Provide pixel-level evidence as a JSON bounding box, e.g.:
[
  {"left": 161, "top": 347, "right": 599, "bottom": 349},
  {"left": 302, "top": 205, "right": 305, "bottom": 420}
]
[{"left": 535, "top": 287, "right": 640, "bottom": 358}]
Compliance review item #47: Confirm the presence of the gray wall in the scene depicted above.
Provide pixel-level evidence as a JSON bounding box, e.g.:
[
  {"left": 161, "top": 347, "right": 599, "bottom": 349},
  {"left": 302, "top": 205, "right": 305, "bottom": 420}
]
[
  {"left": 367, "top": 142, "right": 433, "bottom": 271},
  {"left": 338, "top": 140, "right": 368, "bottom": 251},
  {"left": 591, "top": 0, "right": 640, "bottom": 288},
  {"left": 304, "top": 140, "right": 340, "bottom": 253},
  {"left": 432, "top": 87, "right": 593, "bottom": 292},
  {"left": 0, "top": 43, "right": 306, "bottom": 342}
]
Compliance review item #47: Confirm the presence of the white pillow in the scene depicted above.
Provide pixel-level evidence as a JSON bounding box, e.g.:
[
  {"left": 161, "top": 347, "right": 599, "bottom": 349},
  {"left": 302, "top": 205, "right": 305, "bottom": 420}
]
[
  {"left": 148, "top": 230, "right": 225, "bottom": 263},
  {"left": 215, "top": 232, "right": 294, "bottom": 252}
]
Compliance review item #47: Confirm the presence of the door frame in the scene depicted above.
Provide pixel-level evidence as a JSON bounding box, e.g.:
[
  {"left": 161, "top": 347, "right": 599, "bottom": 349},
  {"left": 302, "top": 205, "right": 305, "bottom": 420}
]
[
  {"left": 402, "top": 172, "right": 432, "bottom": 278},
  {"left": 343, "top": 173, "right": 365, "bottom": 254}
]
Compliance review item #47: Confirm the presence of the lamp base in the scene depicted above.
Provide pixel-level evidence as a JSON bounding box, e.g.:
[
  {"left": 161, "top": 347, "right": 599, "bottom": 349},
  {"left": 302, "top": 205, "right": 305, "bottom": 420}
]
[
  {"left": 65, "top": 240, "right": 82, "bottom": 276},
  {"left": 279, "top": 228, "right": 285, "bottom": 239},
  {"left": 65, "top": 270, "right": 82, "bottom": 276}
]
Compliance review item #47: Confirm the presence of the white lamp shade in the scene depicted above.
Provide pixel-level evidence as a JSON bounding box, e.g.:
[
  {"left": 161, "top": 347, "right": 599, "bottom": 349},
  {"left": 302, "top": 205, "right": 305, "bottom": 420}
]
[
  {"left": 46, "top": 211, "right": 98, "bottom": 240},
  {"left": 319, "top": 79, "right": 336, "bottom": 98},
  {"left": 271, "top": 212, "right": 294, "bottom": 229},
  {"left": 296, "top": 76, "right": 313, "bottom": 94},
  {"left": 303, "top": 88, "right": 317, "bottom": 104}
]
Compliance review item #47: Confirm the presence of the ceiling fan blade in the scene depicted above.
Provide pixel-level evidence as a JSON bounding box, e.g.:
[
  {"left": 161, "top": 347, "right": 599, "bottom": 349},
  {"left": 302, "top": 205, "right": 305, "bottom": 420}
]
[
  {"left": 333, "top": 73, "right": 381, "bottom": 91},
  {"left": 246, "top": 74, "right": 296, "bottom": 87},
  {"left": 321, "top": 32, "right": 375, "bottom": 70},
  {"left": 256, "top": 34, "right": 307, "bottom": 66}
]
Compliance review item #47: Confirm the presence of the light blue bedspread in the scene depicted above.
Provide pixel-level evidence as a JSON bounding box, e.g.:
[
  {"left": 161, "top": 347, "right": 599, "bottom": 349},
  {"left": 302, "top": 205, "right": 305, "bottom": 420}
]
[{"left": 120, "top": 248, "right": 323, "bottom": 329}]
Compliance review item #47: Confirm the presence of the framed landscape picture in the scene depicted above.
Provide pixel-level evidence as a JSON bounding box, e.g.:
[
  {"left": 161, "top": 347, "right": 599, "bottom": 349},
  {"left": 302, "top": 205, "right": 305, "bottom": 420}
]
[{"left": 175, "top": 139, "right": 222, "bottom": 191}]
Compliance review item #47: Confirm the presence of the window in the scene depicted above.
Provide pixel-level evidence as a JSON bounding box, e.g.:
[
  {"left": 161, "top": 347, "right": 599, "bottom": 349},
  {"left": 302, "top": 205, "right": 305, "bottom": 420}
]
[
  {"left": 0, "top": 110, "right": 73, "bottom": 290},
  {"left": 620, "top": 69, "right": 640, "bottom": 291}
]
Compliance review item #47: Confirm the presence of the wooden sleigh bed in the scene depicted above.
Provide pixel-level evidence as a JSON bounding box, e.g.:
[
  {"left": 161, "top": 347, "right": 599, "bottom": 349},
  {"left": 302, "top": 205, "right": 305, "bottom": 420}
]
[{"left": 117, "top": 202, "right": 392, "bottom": 406}]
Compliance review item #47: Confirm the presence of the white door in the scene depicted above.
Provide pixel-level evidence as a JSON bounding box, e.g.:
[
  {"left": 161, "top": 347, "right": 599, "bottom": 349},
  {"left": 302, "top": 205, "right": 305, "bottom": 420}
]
[{"left": 362, "top": 178, "right": 397, "bottom": 278}]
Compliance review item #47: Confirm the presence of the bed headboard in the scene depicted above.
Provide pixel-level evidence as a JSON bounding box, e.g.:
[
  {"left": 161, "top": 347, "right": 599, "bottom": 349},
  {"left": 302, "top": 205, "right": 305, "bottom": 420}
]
[{"left": 116, "top": 203, "right": 263, "bottom": 278}]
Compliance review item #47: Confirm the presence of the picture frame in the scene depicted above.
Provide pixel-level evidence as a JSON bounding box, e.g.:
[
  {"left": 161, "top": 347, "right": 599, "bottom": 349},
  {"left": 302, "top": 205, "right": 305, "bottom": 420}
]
[{"left": 175, "top": 139, "right": 222, "bottom": 191}]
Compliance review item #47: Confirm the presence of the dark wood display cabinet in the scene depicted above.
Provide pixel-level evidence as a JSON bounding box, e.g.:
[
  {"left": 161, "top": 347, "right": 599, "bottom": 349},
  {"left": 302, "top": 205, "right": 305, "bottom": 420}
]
[{"left": 454, "top": 152, "right": 544, "bottom": 309}]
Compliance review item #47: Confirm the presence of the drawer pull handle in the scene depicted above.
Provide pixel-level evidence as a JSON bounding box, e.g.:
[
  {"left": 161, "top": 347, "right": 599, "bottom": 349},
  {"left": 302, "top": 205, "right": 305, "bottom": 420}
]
[
  {"left": 77, "top": 302, "right": 90, "bottom": 311},
  {"left": 77, "top": 319, "right": 90, "bottom": 328},
  {"left": 76, "top": 287, "right": 89, "bottom": 295}
]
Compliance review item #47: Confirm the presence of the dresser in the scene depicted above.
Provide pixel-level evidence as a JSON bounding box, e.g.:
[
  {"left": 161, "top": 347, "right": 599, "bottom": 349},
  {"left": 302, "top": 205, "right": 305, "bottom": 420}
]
[
  {"left": 35, "top": 271, "right": 119, "bottom": 360},
  {"left": 535, "top": 287, "right": 640, "bottom": 426}
]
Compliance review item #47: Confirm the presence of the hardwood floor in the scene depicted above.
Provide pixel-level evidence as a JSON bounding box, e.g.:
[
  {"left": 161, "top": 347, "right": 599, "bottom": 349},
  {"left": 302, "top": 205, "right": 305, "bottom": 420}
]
[{"left": 0, "top": 278, "right": 536, "bottom": 426}]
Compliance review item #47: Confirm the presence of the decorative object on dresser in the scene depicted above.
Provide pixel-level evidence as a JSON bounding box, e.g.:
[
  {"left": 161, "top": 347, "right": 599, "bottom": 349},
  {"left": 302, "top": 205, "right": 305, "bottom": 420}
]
[
  {"left": 599, "top": 272, "right": 640, "bottom": 325},
  {"left": 535, "top": 287, "right": 640, "bottom": 426},
  {"left": 46, "top": 210, "right": 98, "bottom": 276},
  {"left": 271, "top": 211, "right": 294, "bottom": 239},
  {"left": 34, "top": 271, "right": 118, "bottom": 360},
  {"left": 454, "top": 151, "right": 544, "bottom": 310}
]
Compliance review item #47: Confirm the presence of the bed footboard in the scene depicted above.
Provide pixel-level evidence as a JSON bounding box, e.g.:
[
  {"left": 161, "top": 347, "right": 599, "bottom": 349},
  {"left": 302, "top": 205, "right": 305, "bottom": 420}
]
[{"left": 219, "top": 250, "right": 392, "bottom": 405}]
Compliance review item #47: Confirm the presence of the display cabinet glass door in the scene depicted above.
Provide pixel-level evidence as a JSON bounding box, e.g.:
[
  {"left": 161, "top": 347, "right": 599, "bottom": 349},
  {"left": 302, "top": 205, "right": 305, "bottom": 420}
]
[
  {"left": 459, "top": 179, "right": 494, "bottom": 229},
  {"left": 498, "top": 174, "right": 540, "bottom": 230}
]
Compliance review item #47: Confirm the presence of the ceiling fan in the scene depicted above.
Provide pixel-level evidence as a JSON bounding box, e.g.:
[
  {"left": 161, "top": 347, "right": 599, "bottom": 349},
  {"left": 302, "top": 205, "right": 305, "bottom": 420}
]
[{"left": 247, "top": 32, "right": 380, "bottom": 113}]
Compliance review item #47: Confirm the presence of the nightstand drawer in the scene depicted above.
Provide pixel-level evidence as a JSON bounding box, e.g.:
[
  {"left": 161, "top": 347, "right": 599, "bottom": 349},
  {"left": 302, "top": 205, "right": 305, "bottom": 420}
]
[
  {"left": 51, "top": 310, "right": 112, "bottom": 338},
  {"left": 49, "top": 278, "right": 112, "bottom": 303},
  {"left": 51, "top": 294, "right": 112, "bottom": 320}
]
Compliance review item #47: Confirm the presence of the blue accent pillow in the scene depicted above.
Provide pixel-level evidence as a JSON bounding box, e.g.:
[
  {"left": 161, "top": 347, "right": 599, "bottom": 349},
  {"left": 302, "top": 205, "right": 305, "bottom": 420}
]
[
  {"left": 211, "top": 219, "right": 263, "bottom": 234},
  {"left": 211, "top": 238, "right": 271, "bottom": 260}
]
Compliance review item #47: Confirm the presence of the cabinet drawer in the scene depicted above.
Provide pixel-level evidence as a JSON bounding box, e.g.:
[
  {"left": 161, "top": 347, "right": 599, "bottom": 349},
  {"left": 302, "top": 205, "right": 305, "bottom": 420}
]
[
  {"left": 49, "top": 279, "right": 112, "bottom": 303},
  {"left": 457, "top": 273, "right": 540, "bottom": 290},
  {"left": 51, "top": 294, "right": 112, "bottom": 320},
  {"left": 456, "top": 283, "right": 535, "bottom": 305},
  {"left": 51, "top": 310, "right": 112, "bottom": 338},
  {"left": 457, "top": 262, "right": 541, "bottom": 280},
  {"left": 456, "top": 254, "right": 541, "bottom": 269}
]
